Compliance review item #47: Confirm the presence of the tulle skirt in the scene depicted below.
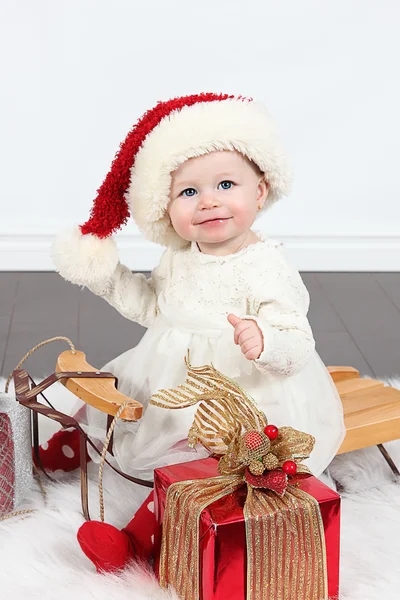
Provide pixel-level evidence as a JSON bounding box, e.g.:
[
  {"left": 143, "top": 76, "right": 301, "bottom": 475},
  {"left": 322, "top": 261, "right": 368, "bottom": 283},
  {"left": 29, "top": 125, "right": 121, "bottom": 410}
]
[{"left": 78, "top": 309, "right": 346, "bottom": 480}]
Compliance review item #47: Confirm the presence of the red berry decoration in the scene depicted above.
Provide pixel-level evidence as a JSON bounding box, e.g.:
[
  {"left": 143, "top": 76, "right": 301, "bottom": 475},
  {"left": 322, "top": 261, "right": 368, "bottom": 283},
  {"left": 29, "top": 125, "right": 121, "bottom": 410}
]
[
  {"left": 282, "top": 460, "right": 297, "bottom": 475},
  {"left": 243, "top": 430, "right": 263, "bottom": 451},
  {"left": 264, "top": 425, "right": 279, "bottom": 440},
  {"left": 245, "top": 468, "right": 288, "bottom": 496}
]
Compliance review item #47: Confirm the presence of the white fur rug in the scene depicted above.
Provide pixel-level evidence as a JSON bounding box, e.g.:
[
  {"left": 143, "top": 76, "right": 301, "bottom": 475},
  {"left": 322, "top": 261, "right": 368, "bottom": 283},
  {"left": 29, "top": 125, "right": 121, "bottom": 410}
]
[{"left": 1, "top": 377, "right": 399, "bottom": 600}]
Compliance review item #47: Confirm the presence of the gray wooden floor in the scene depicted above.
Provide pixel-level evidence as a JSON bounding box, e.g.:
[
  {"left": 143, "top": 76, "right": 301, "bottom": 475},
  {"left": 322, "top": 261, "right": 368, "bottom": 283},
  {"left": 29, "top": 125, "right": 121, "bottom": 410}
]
[{"left": 1, "top": 272, "right": 400, "bottom": 380}]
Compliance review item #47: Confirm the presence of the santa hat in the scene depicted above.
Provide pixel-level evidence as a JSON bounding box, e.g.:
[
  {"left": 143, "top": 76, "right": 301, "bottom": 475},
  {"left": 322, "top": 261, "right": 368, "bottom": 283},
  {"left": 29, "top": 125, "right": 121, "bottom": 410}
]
[{"left": 52, "top": 93, "right": 292, "bottom": 286}]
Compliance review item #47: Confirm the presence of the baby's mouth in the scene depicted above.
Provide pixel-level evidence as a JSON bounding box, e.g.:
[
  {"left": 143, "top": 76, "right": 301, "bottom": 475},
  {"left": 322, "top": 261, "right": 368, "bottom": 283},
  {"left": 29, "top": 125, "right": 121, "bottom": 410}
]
[{"left": 197, "top": 217, "right": 232, "bottom": 225}]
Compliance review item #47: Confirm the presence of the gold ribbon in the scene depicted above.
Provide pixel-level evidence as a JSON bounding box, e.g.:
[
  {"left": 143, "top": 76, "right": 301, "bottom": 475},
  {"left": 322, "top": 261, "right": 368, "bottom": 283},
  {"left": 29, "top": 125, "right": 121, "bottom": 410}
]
[{"left": 151, "top": 358, "right": 328, "bottom": 600}]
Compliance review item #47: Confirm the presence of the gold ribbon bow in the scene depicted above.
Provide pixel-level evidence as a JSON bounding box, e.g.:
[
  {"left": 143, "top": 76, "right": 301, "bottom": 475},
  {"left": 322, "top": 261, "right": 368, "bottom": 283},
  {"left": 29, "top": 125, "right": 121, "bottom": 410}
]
[{"left": 151, "top": 359, "right": 328, "bottom": 600}]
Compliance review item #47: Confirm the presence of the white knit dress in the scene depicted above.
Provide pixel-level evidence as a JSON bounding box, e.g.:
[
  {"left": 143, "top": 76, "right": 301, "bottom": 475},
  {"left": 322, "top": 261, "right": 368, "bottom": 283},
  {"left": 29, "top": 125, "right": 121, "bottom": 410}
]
[{"left": 79, "top": 235, "right": 345, "bottom": 481}]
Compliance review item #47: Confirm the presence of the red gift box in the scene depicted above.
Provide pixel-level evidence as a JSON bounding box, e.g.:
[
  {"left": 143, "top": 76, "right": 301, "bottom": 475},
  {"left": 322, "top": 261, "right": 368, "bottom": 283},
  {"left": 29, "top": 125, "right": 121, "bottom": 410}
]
[{"left": 154, "top": 456, "right": 340, "bottom": 600}]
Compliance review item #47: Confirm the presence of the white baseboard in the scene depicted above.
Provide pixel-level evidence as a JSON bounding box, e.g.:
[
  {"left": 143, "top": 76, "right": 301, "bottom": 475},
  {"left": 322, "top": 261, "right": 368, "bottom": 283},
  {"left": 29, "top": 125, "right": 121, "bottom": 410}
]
[{"left": 0, "top": 233, "right": 399, "bottom": 271}]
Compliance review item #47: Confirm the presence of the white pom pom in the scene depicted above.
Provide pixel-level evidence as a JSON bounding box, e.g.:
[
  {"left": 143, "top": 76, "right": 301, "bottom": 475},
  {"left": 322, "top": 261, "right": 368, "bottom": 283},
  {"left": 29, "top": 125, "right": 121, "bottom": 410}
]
[{"left": 52, "top": 226, "right": 119, "bottom": 286}]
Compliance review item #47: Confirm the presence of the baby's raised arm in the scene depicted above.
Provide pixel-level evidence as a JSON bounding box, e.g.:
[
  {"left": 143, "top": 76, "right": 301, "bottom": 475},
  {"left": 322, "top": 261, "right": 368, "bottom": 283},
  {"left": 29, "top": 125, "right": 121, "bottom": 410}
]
[
  {"left": 53, "top": 232, "right": 169, "bottom": 328},
  {"left": 85, "top": 262, "right": 159, "bottom": 327}
]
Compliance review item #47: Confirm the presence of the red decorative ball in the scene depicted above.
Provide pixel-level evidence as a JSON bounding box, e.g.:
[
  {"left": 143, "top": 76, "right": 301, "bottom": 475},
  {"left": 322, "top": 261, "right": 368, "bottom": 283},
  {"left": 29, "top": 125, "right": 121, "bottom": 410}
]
[
  {"left": 243, "top": 430, "right": 263, "bottom": 451},
  {"left": 282, "top": 460, "right": 297, "bottom": 475},
  {"left": 264, "top": 425, "right": 279, "bottom": 440}
]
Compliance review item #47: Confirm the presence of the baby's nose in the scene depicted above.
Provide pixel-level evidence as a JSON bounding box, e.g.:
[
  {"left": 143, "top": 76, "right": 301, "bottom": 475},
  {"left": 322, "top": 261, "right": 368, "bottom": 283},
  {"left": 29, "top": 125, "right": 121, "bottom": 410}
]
[{"left": 198, "top": 192, "right": 220, "bottom": 209}]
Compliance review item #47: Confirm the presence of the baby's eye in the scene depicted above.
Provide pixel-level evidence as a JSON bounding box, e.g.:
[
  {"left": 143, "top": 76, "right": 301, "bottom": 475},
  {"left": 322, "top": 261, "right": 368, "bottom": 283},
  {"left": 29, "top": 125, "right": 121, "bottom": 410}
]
[
  {"left": 218, "top": 180, "right": 235, "bottom": 190},
  {"left": 181, "top": 188, "right": 197, "bottom": 197}
]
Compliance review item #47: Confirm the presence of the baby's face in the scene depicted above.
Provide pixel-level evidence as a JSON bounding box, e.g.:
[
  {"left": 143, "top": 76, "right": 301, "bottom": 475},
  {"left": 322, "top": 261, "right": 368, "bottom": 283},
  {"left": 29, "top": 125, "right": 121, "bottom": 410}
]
[{"left": 168, "top": 151, "right": 269, "bottom": 248}]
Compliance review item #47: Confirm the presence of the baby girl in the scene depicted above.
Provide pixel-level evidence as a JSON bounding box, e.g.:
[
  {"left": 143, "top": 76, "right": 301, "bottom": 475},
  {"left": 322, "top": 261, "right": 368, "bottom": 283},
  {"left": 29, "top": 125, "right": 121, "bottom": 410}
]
[{"left": 44, "top": 93, "right": 345, "bottom": 570}]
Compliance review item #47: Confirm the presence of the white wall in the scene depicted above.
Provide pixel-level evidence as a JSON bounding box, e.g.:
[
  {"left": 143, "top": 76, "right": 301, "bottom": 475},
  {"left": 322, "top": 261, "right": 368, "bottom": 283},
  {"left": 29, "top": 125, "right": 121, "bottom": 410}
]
[{"left": 1, "top": 0, "right": 399, "bottom": 271}]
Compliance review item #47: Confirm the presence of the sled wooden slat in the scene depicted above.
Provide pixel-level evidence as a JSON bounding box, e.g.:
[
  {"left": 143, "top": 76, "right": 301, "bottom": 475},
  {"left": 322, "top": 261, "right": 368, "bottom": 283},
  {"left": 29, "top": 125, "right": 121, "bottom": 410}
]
[
  {"left": 338, "top": 400, "right": 400, "bottom": 454},
  {"left": 340, "top": 386, "right": 400, "bottom": 415},
  {"left": 328, "top": 366, "right": 400, "bottom": 455},
  {"left": 327, "top": 366, "right": 360, "bottom": 382},
  {"left": 55, "top": 350, "right": 143, "bottom": 421},
  {"left": 334, "top": 378, "right": 385, "bottom": 398}
]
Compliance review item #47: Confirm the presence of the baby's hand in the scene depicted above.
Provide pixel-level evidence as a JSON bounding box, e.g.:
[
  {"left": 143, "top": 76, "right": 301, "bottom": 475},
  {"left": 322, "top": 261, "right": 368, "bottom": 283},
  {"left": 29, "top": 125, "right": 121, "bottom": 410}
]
[{"left": 227, "top": 314, "right": 264, "bottom": 361}]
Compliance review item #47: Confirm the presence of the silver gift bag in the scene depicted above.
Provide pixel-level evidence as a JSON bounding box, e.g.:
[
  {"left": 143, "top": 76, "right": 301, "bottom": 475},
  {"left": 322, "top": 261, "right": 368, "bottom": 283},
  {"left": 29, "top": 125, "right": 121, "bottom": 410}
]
[
  {"left": 0, "top": 337, "right": 77, "bottom": 518},
  {"left": 0, "top": 391, "right": 34, "bottom": 516}
]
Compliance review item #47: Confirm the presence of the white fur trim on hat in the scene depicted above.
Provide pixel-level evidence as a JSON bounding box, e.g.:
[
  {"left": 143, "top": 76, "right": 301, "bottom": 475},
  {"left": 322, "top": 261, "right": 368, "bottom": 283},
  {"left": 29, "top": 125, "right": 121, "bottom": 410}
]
[
  {"left": 128, "top": 98, "right": 293, "bottom": 248},
  {"left": 52, "top": 226, "right": 119, "bottom": 286}
]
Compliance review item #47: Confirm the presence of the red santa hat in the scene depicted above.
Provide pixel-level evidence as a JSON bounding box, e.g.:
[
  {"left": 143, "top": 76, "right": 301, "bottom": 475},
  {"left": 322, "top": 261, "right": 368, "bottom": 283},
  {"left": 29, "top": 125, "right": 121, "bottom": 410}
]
[{"left": 52, "top": 93, "right": 292, "bottom": 286}]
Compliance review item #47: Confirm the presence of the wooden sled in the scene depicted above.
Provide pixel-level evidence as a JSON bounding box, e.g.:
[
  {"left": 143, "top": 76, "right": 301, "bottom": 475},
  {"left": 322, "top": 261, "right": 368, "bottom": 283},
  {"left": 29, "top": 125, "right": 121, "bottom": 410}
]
[{"left": 55, "top": 351, "right": 400, "bottom": 474}]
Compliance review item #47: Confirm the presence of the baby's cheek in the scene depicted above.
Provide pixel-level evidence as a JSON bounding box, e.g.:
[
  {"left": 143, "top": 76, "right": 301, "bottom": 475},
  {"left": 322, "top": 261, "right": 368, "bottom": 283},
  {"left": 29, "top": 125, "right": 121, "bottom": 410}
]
[
  {"left": 169, "top": 207, "right": 193, "bottom": 240},
  {"left": 233, "top": 204, "right": 257, "bottom": 228}
]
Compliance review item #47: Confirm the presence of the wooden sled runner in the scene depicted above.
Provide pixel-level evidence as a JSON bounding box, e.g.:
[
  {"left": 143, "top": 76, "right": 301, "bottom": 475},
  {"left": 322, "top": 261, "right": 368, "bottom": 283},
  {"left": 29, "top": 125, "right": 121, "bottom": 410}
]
[{"left": 54, "top": 351, "right": 400, "bottom": 473}]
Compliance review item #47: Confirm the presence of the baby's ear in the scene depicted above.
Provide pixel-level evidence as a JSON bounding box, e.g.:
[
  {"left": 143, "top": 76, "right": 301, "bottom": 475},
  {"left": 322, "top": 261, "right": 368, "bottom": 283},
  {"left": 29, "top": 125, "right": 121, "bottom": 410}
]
[{"left": 257, "top": 178, "right": 269, "bottom": 209}]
